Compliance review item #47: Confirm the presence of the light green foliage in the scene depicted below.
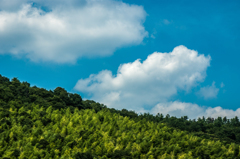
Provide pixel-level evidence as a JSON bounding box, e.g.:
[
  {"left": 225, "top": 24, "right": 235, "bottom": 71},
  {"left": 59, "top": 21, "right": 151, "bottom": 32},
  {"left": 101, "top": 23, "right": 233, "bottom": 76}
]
[{"left": 1, "top": 107, "right": 240, "bottom": 158}]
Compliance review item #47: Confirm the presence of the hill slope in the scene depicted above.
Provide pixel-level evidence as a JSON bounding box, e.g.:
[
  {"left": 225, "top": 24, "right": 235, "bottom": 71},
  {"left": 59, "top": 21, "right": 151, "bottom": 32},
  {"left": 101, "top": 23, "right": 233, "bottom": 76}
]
[{"left": 0, "top": 75, "right": 240, "bottom": 158}]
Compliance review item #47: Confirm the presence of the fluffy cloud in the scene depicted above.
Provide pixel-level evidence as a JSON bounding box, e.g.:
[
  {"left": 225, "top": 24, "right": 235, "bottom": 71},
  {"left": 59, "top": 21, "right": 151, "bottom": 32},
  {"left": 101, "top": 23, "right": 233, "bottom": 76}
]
[
  {"left": 74, "top": 45, "right": 211, "bottom": 111},
  {"left": 0, "top": 0, "right": 148, "bottom": 63},
  {"left": 151, "top": 101, "right": 240, "bottom": 119},
  {"left": 196, "top": 81, "right": 219, "bottom": 99},
  {"left": 74, "top": 45, "right": 238, "bottom": 119}
]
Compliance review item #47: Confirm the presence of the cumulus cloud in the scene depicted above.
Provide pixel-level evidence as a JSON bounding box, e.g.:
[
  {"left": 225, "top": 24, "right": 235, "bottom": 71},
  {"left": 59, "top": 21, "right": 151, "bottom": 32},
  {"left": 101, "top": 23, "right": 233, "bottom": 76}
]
[
  {"left": 74, "top": 45, "right": 211, "bottom": 111},
  {"left": 150, "top": 101, "right": 240, "bottom": 119},
  {"left": 0, "top": 0, "right": 148, "bottom": 63},
  {"left": 196, "top": 81, "right": 219, "bottom": 99},
  {"left": 74, "top": 45, "right": 238, "bottom": 119}
]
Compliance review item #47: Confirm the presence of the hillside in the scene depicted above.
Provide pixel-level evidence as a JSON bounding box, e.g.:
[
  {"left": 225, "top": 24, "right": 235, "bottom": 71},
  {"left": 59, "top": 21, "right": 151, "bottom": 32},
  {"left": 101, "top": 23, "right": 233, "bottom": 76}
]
[{"left": 0, "top": 74, "right": 240, "bottom": 158}]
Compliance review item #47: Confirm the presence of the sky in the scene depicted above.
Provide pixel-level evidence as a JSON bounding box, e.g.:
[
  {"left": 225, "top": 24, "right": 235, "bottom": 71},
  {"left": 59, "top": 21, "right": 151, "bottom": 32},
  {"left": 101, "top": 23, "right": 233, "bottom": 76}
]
[{"left": 0, "top": 0, "right": 239, "bottom": 119}]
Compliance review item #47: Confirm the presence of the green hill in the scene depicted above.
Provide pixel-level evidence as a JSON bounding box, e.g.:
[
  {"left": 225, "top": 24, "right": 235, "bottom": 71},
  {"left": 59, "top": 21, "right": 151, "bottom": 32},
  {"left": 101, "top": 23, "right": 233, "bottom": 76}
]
[{"left": 0, "top": 74, "right": 240, "bottom": 158}]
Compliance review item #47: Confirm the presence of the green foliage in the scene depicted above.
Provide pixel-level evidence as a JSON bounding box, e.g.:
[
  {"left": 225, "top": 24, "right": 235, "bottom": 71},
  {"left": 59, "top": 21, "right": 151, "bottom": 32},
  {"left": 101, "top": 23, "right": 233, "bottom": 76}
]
[
  {"left": 1, "top": 74, "right": 240, "bottom": 158},
  {"left": 1, "top": 107, "right": 240, "bottom": 158}
]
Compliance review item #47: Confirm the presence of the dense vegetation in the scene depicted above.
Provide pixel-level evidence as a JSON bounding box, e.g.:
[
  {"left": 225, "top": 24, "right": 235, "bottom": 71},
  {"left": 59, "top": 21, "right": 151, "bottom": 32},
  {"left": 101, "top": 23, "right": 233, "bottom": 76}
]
[{"left": 0, "top": 74, "right": 240, "bottom": 158}]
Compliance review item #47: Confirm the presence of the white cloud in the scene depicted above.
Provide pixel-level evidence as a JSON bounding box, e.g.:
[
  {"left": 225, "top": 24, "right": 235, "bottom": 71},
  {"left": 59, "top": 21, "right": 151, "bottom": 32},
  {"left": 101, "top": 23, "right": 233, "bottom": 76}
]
[
  {"left": 150, "top": 101, "right": 205, "bottom": 119},
  {"left": 74, "top": 45, "right": 211, "bottom": 111},
  {"left": 205, "top": 106, "right": 240, "bottom": 119},
  {"left": 74, "top": 45, "right": 238, "bottom": 119},
  {"left": 0, "top": 0, "right": 148, "bottom": 63},
  {"left": 196, "top": 81, "right": 219, "bottom": 99},
  {"left": 0, "top": 0, "right": 87, "bottom": 11},
  {"left": 150, "top": 101, "right": 240, "bottom": 119}
]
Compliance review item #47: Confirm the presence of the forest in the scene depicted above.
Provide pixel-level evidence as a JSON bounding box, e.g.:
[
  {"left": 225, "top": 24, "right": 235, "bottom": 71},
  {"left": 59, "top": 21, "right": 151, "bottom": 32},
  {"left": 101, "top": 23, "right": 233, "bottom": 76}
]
[{"left": 0, "top": 74, "right": 240, "bottom": 158}]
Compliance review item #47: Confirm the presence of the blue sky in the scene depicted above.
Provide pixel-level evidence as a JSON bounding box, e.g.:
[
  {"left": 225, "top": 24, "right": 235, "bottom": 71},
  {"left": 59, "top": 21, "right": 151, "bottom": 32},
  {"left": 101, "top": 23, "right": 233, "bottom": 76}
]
[{"left": 0, "top": 0, "right": 239, "bottom": 119}]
